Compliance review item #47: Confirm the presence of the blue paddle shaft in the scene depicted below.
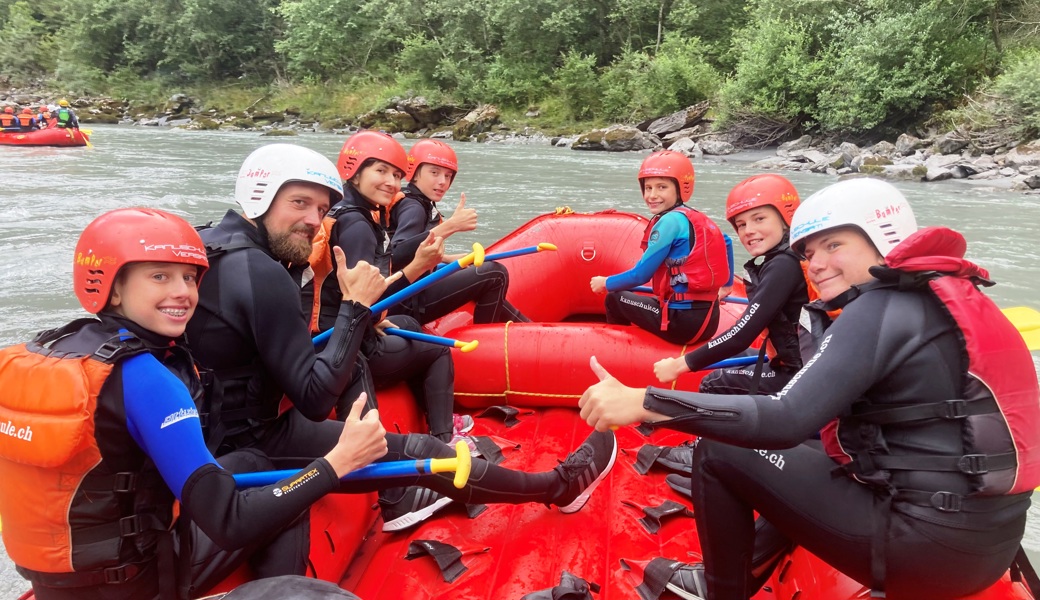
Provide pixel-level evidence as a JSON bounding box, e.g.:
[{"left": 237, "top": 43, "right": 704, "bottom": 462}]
[
  {"left": 384, "top": 327, "right": 459, "bottom": 347},
  {"left": 705, "top": 355, "right": 759, "bottom": 370},
  {"left": 435, "top": 245, "right": 539, "bottom": 270},
  {"left": 233, "top": 459, "right": 433, "bottom": 488},
  {"left": 313, "top": 259, "right": 467, "bottom": 345}
]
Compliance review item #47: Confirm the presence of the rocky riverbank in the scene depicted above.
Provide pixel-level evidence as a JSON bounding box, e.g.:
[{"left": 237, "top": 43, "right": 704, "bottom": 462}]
[{"left": 4, "top": 89, "right": 1038, "bottom": 193}]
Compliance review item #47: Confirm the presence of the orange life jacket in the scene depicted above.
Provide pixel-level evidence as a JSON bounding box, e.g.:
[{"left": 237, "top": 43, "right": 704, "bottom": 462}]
[{"left": 0, "top": 322, "right": 170, "bottom": 577}]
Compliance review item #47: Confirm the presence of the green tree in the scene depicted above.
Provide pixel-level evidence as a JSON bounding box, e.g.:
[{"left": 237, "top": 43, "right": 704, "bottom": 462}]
[{"left": 0, "top": 1, "right": 53, "bottom": 81}]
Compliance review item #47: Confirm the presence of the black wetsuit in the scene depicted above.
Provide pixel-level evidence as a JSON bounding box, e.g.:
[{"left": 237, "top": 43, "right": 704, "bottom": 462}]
[
  {"left": 642, "top": 286, "right": 1029, "bottom": 600},
  {"left": 188, "top": 210, "right": 569, "bottom": 508},
  {"left": 387, "top": 184, "right": 528, "bottom": 324},
  {"left": 311, "top": 187, "right": 455, "bottom": 440},
  {"left": 692, "top": 242, "right": 807, "bottom": 395}
]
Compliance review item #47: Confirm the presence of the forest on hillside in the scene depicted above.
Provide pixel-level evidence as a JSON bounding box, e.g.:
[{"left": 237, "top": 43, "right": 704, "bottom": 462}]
[{"left": 1, "top": 0, "right": 1038, "bottom": 137}]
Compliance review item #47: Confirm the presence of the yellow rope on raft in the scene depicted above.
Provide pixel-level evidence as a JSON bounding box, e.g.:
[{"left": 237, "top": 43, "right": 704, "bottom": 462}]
[
  {"left": 554, "top": 206, "right": 575, "bottom": 215},
  {"left": 452, "top": 320, "right": 584, "bottom": 401}
]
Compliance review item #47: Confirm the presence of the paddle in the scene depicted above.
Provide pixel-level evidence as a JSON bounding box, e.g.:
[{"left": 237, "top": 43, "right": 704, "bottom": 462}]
[
  {"left": 1003, "top": 306, "right": 1040, "bottom": 351},
  {"left": 312, "top": 243, "right": 485, "bottom": 345},
  {"left": 433, "top": 242, "right": 557, "bottom": 271},
  {"left": 233, "top": 440, "right": 474, "bottom": 489},
  {"left": 384, "top": 327, "right": 479, "bottom": 352}
]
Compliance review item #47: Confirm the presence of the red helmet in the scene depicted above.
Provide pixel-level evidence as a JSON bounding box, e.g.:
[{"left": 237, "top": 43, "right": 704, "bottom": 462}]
[
  {"left": 73, "top": 208, "right": 209, "bottom": 314},
  {"left": 406, "top": 139, "right": 458, "bottom": 181},
  {"left": 725, "top": 174, "right": 800, "bottom": 228},
  {"left": 638, "top": 151, "right": 695, "bottom": 202},
  {"left": 21, "top": 107, "right": 32, "bottom": 114},
  {"left": 3, "top": 106, "right": 13, "bottom": 114},
  {"left": 337, "top": 130, "right": 409, "bottom": 182}
]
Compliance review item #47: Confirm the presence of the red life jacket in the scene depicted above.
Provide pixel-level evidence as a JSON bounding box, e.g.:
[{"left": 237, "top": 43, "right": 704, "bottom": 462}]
[
  {"left": 16, "top": 113, "right": 34, "bottom": 127},
  {"left": 822, "top": 226, "right": 1040, "bottom": 497},
  {"left": 640, "top": 205, "right": 730, "bottom": 309}
]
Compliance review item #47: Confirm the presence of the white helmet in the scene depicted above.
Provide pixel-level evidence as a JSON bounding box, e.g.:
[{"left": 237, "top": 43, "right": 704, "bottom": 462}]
[
  {"left": 234, "top": 144, "right": 344, "bottom": 219},
  {"left": 790, "top": 178, "right": 917, "bottom": 258}
]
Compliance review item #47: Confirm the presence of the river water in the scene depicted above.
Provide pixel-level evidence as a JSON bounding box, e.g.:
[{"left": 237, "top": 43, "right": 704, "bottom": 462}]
[{"left": 1, "top": 125, "right": 1039, "bottom": 596}]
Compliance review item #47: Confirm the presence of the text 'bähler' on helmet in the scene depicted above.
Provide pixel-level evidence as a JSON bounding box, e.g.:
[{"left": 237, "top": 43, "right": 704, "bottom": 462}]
[
  {"left": 74, "top": 208, "right": 209, "bottom": 314},
  {"left": 406, "top": 139, "right": 458, "bottom": 181},
  {"left": 337, "top": 130, "right": 409, "bottom": 182},
  {"left": 790, "top": 178, "right": 917, "bottom": 258},
  {"left": 725, "top": 174, "right": 800, "bottom": 228},
  {"left": 638, "top": 150, "right": 695, "bottom": 202},
  {"left": 235, "top": 144, "right": 344, "bottom": 219}
]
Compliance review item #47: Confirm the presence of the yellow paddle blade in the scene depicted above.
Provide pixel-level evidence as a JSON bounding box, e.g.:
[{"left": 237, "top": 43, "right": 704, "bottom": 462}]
[{"left": 1002, "top": 306, "right": 1040, "bottom": 351}]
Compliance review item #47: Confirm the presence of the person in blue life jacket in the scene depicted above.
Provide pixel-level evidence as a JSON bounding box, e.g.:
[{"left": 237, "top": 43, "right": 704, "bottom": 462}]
[
  {"left": 0, "top": 106, "right": 20, "bottom": 131},
  {"left": 54, "top": 99, "right": 79, "bottom": 129},
  {"left": 387, "top": 138, "right": 530, "bottom": 324},
  {"left": 578, "top": 178, "right": 1040, "bottom": 600},
  {"left": 188, "top": 143, "right": 618, "bottom": 535},
  {"left": 590, "top": 150, "right": 733, "bottom": 345},
  {"left": 0, "top": 208, "right": 391, "bottom": 600}
]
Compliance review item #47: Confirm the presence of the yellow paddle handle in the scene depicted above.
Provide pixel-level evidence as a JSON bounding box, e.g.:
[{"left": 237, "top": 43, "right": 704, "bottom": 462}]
[
  {"left": 427, "top": 441, "right": 473, "bottom": 489},
  {"left": 454, "top": 340, "right": 480, "bottom": 353}
]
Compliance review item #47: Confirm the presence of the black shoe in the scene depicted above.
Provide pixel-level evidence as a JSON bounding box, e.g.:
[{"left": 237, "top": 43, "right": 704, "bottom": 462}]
[
  {"left": 666, "top": 473, "right": 693, "bottom": 500},
  {"left": 667, "top": 562, "right": 707, "bottom": 600},
  {"left": 552, "top": 430, "right": 618, "bottom": 514},
  {"left": 379, "top": 486, "right": 453, "bottom": 532},
  {"left": 656, "top": 440, "right": 697, "bottom": 474}
]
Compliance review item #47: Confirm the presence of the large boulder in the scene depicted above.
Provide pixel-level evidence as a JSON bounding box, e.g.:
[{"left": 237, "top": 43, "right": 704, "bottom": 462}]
[
  {"left": 870, "top": 140, "right": 897, "bottom": 156},
  {"left": 895, "top": 133, "right": 926, "bottom": 156},
  {"left": 777, "top": 135, "right": 812, "bottom": 156},
  {"left": 396, "top": 96, "right": 467, "bottom": 128},
  {"left": 1005, "top": 140, "right": 1040, "bottom": 169},
  {"left": 700, "top": 139, "right": 736, "bottom": 156},
  {"left": 646, "top": 101, "right": 710, "bottom": 137},
  {"left": 572, "top": 125, "right": 658, "bottom": 152},
  {"left": 933, "top": 131, "right": 969, "bottom": 155},
  {"left": 452, "top": 105, "right": 500, "bottom": 141}
]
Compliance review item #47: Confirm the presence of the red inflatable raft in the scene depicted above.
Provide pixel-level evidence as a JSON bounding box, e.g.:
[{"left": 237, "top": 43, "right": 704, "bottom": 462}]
[
  {"left": 0, "top": 127, "right": 90, "bottom": 147},
  {"left": 19, "top": 209, "right": 1036, "bottom": 600}
]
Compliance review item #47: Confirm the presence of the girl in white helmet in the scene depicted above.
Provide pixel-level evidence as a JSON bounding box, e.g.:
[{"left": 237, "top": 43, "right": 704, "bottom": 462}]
[{"left": 578, "top": 178, "right": 1040, "bottom": 599}]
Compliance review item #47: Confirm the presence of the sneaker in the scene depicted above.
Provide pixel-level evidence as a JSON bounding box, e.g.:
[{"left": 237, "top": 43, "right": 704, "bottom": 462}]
[
  {"left": 666, "top": 473, "right": 693, "bottom": 500},
  {"left": 379, "top": 486, "right": 453, "bottom": 532},
  {"left": 663, "top": 562, "right": 707, "bottom": 600},
  {"left": 657, "top": 439, "right": 698, "bottom": 474},
  {"left": 448, "top": 433, "right": 480, "bottom": 457},
  {"left": 552, "top": 430, "right": 618, "bottom": 514},
  {"left": 452, "top": 414, "right": 474, "bottom": 436}
]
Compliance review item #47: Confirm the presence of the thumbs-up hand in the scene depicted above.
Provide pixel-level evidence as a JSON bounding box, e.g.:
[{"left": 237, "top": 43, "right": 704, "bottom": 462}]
[
  {"left": 578, "top": 356, "right": 648, "bottom": 431},
  {"left": 446, "top": 192, "right": 478, "bottom": 234}
]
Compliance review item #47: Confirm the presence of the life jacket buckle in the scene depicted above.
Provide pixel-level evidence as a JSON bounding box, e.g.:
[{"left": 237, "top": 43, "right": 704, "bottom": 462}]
[
  {"left": 102, "top": 563, "right": 138, "bottom": 584},
  {"left": 113, "top": 472, "right": 138, "bottom": 493},
  {"left": 93, "top": 341, "right": 125, "bottom": 361},
  {"left": 958, "top": 454, "right": 989, "bottom": 474},
  {"left": 929, "top": 491, "right": 963, "bottom": 512},
  {"left": 941, "top": 399, "right": 968, "bottom": 419},
  {"left": 118, "top": 515, "right": 142, "bottom": 537}
]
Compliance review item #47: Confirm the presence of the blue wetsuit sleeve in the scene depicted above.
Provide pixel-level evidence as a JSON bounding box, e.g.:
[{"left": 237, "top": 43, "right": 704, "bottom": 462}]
[
  {"left": 606, "top": 213, "right": 685, "bottom": 291},
  {"left": 122, "top": 353, "right": 341, "bottom": 549},
  {"left": 121, "top": 353, "right": 217, "bottom": 501},
  {"left": 724, "top": 235, "right": 735, "bottom": 287}
]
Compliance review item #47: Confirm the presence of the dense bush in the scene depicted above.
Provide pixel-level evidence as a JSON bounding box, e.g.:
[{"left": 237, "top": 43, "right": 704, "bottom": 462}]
[{"left": 3, "top": 0, "right": 1036, "bottom": 137}]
